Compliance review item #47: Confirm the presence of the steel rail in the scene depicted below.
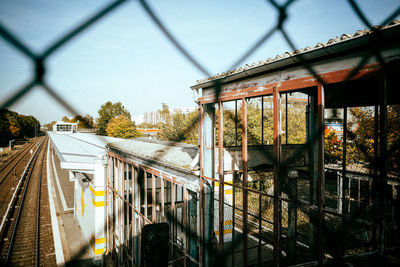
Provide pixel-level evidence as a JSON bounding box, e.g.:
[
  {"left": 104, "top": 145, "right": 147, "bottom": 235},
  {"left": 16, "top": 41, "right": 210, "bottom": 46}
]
[
  {"left": 2, "top": 137, "right": 45, "bottom": 264},
  {"left": 0, "top": 138, "right": 37, "bottom": 173},
  {"left": 35, "top": 138, "right": 46, "bottom": 267},
  {"left": 0, "top": 138, "right": 40, "bottom": 186},
  {"left": 0, "top": 137, "right": 45, "bottom": 234}
]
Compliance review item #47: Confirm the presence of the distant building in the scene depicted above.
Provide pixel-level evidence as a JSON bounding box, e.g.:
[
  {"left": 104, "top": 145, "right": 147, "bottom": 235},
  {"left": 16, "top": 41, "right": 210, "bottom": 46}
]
[
  {"left": 144, "top": 110, "right": 161, "bottom": 125},
  {"left": 141, "top": 106, "right": 196, "bottom": 125},
  {"left": 53, "top": 121, "right": 78, "bottom": 134},
  {"left": 172, "top": 106, "right": 196, "bottom": 114}
]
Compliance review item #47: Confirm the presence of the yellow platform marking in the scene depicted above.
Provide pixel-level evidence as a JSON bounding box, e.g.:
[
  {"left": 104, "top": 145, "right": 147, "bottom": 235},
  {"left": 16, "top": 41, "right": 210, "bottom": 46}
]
[
  {"left": 91, "top": 198, "right": 105, "bottom": 207},
  {"left": 95, "top": 237, "right": 105, "bottom": 244},
  {"left": 90, "top": 185, "right": 104, "bottom": 197},
  {"left": 224, "top": 220, "right": 233, "bottom": 225},
  {"left": 90, "top": 235, "right": 106, "bottom": 255},
  {"left": 224, "top": 189, "right": 233, "bottom": 195},
  {"left": 90, "top": 244, "right": 105, "bottom": 255},
  {"left": 214, "top": 229, "right": 233, "bottom": 235},
  {"left": 81, "top": 190, "right": 85, "bottom": 216},
  {"left": 215, "top": 181, "right": 233, "bottom": 187}
]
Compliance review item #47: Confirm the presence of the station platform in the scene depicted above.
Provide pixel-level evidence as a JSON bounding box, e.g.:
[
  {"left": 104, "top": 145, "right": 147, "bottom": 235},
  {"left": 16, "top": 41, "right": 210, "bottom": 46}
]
[
  {"left": 45, "top": 132, "right": 125, "bottom": 266},
  {"left": 47, "top": 142, "right": 95, "bottom": 266}
]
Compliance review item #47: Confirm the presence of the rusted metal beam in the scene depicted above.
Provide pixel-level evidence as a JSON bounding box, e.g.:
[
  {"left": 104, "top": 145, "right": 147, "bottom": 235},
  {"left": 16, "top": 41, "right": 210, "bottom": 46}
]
[
  {"left": 261, "top": 96, "right": 264, "bottom": 146},
  {"left": 130, "top": 164, "right": 135, "bottom": 265},
  {"left": 235, "top": 100, "right": 238, "bottom": 146},
  {"left": 317, "top": 83, "right": 325, "bottom": 266},
  {"left": 118, "top": 159, "right": 122, "bottom": 249},
  {"left": 124, "top": 162, "right": 128, "bottom": 251},
  {"left": 273, "top": 87, "right": 282, "bottom": 267},
  {"left": 232, "top": 172, "right": 236, "bottom": 267},
  {"left": 184, "top": 188, "right": 188, "bottom": 267},
  {"left": 106, "top": 155, "right": 111, "bottom": 259},
  {"left": 144, "top": 170, "right": 148, "bottom": 219},
  {"left": 188, "top": 190, "right": 198, "bottom": 267},
  {"left": 198, "top": 65, "right": 381, "bottom": 104},
  {"left": 152, "top": 173, "right": 156, "bottom": 223},
  {"left": 171, "top": 182, "right": 176, "bottom": 262},
  {"left": 135, "top": 166, "right": 141, "bottom": 266},
  {"left": 218, "top": 101, "right": 224, "bottom": 253},
  {"left": 242, "top": 97, "right": 248, "bottom": 267},
  {"left": 258, "top": 180, "right": 262, "bottom": 266},
  {"left": 161, "top": 177, "right": 165, "bottom": 221},
  {"left": 341, "top": 107, "right": 347, "bottom": 215},
  {"left": 285, "top": 94, "right": 288, "bottom": 144},
  {"left": 202, "top": 104, "right": 215, "bottom": 267}
]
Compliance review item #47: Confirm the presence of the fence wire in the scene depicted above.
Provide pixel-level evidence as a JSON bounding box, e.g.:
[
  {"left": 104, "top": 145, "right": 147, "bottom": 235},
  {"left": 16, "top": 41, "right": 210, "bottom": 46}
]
[{"left": 1, "top": 0, "right": 399, "bottom": 266}]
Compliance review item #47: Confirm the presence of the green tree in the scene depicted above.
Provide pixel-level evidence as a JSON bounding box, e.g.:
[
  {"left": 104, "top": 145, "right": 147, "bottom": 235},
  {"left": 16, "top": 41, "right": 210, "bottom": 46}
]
[
  {"left": 96, "top": 101, "right": 131, "bottom": 135},
  {"left": 70, "top": 114, "right": 94, "bottom": 128},
  {"left": 19, "top": 115, "right": 40, "bottom": 137},
  {"left": 219, "top": 98, "right": 274, "bottom": 147},
  {"left": 157, "top": 103, "right": 198, "bottom": 144},
  {"left": 0, "top": 109, "right": 40, "bottom": 145},
  {"left": 43, "top": 121, "right": 57, "bottom": 131},
  {"left": 61, "top": 116, "right": 70, "bottom": 122},
  {"left": 347, "top": 105, "right": 400, "bottom": 171},
  {"left": 138, "top": 122, "right": 155, "bottom": 128},
  {"left": 0, "top": 109, "right": 12, "bottom": 145},
  {"left": 106, "top": 115, "right": 139, "bottom": 139}
]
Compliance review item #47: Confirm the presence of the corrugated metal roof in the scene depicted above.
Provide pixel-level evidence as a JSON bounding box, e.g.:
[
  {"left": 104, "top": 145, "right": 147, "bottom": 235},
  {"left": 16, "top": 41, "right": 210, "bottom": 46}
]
[
  {"left": 48, "top": 132, "right": 125, "bottom": 171},
  {"left": 195, "top": 20, "right": 400, "bottom": 85},
  {"left": 107, "top": 138, "right": 198, "bottom": 171}
]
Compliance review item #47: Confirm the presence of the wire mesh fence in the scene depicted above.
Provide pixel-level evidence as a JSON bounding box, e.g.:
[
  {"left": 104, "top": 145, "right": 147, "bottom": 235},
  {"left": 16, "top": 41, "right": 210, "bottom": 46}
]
[{"left": 1, "top": 0, "right": 400, "bottom": 266}]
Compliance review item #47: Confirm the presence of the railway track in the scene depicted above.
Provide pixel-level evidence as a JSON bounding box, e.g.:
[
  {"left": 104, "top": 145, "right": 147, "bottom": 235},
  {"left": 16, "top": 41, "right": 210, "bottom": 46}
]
[
  {"left": 0, "top": 136, "right": 56, "bottom": 266},
  {"left": 0, "top": 138, "right": 43, "bottom": 225},
  {"left": 0, "top": 138, "right": 40, "bottom": 183}
]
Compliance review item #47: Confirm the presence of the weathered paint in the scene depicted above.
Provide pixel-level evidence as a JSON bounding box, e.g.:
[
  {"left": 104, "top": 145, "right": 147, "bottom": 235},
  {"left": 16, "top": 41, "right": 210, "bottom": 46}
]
[
  {"left": 199, "top": 63, "right": 386, "bottom": 104},
  {"left": 273, "top": 87, "right": 281, "bottom": 267},
  {"left": 242, "top": 98, "right": 248, "bottom": 266}
]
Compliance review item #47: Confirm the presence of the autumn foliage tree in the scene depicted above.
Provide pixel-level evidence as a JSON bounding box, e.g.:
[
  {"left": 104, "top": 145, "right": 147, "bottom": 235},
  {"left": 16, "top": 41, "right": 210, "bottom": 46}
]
[
  {"left": 70, "top": 115, "right": 95, "bottom": 129},
  {"left": 106, "top": 115, "right": 139, "bottom": 139},
  {"left": 57, "top": 115, "right": 94, "bottom": 129},
  {"left": 157, "top": 103, "right": 198, "bottom": 144},
  {"left": 0, "top": 109, "right": 40, "bottom": 146},
  {"left": 97, "top": 101, "right": 131, "bottom": 135},
  {"left": 347, "top": 105, "right": 400, "bottom": 171}
]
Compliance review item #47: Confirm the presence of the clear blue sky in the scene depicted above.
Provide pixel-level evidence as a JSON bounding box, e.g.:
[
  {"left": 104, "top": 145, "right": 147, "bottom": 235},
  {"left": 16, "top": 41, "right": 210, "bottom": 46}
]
[{"left": 1, "top": 0, "right": 399, "bottom": 124}]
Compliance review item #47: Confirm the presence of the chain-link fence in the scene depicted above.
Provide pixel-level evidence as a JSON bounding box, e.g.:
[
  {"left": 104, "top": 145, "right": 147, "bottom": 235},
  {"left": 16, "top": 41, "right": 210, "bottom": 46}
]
[{"left": 1, "top": 0, "right": 400, "bottom": 266}]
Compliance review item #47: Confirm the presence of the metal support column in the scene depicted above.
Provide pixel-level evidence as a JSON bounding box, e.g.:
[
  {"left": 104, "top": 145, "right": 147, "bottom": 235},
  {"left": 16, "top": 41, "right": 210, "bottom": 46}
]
[
  {"left": 189, "top": 190, "right": 198, "bottom": 267},
  {"left": 242, "top": 97, "right": 249, "bottom": 267},
  {"left": 273, "top": 88, "right": 282, "bottom": 267},
  {"left": 287, "top": 175, "right": 297, "bottom": 264},
  {"left": 199, "top": 104, "right": 204, "bottom": 266},
  {"left": 340, "top": 108, "right": 347, "bottom": 214},
  {"left": 202, "top": 103, "right": 215, "bottom": 267},
  {"left": 317, "top": 83, "right": 325, "bottom": 266},
  {"left": 218, "top": 102, "right": 224, "bottom": 253},
  {"left": 152, "top": 174, "right": 156, "bottom": 223}
]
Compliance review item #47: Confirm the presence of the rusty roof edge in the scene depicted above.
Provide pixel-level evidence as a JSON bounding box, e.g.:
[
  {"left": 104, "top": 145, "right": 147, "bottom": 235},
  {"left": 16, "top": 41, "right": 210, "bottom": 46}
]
[
  {"left": 107, "top": 145, "right": 200, "bottom": 191},
  {"left": 191, "top": 20, "right": 400, "bottom": 90},
  {"left": 106, "top": 143, "right": 199, "bottom": 178}
]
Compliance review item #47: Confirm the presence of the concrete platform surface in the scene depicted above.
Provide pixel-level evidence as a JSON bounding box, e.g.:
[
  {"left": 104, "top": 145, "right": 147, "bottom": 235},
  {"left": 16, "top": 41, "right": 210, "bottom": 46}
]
[{"left": 48, "top": 143, "right": 96, "bottom": 266}]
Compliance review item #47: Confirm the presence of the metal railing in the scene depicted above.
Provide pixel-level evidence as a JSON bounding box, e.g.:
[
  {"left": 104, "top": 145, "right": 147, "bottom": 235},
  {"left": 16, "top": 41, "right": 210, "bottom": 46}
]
[{"left": 1, "top": 0, "right": 399, "bottom": 266}]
